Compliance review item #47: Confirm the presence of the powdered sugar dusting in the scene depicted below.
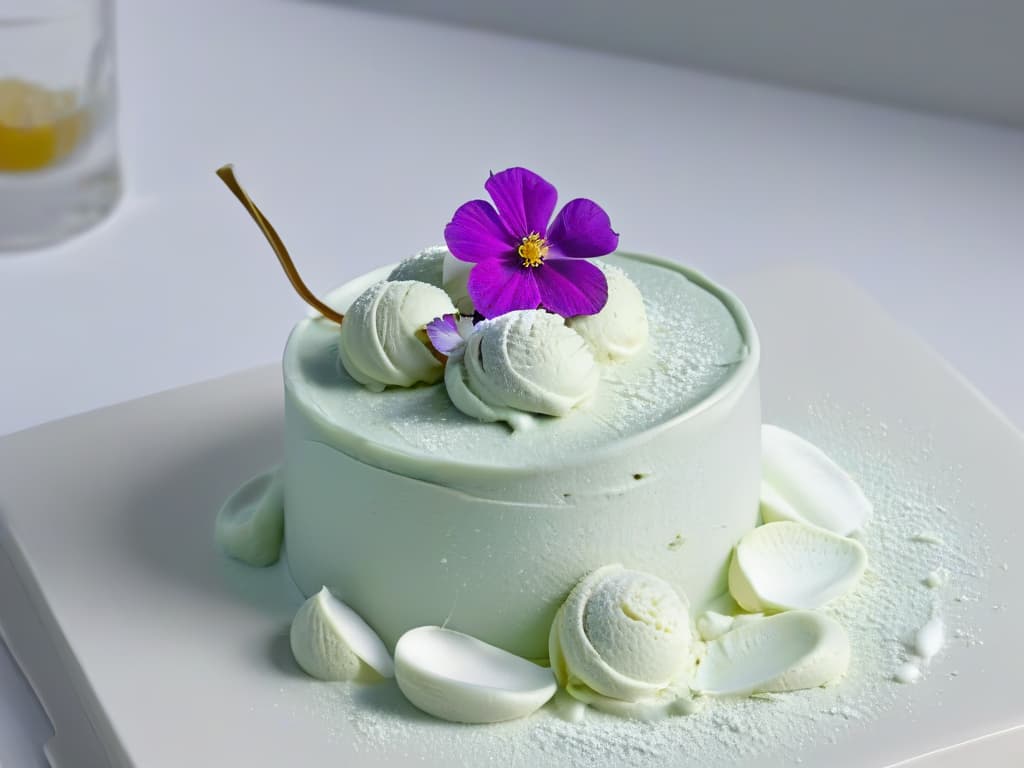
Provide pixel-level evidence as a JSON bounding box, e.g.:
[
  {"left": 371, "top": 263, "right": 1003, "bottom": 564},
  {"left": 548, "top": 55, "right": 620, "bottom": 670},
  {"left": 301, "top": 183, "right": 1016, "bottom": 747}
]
[
  {"left": 291, "top": 254, "right": 748, "bottom": 468},
  {"left": 275, "top": 402, "right": 992, "bottom": 767}
]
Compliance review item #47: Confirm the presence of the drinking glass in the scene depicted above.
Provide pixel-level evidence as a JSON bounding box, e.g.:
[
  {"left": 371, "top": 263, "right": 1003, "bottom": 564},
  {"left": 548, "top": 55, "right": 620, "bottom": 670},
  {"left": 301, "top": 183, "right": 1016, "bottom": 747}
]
[{"left": 0, "top": 0, "right": 120, "bottom": 251}]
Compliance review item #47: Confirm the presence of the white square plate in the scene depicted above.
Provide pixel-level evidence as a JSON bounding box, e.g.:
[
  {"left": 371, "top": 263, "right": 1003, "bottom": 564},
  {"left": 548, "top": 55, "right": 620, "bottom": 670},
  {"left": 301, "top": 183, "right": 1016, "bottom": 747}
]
[{"left": 1, "top": 266, "right": 1022, "bottom": 767}]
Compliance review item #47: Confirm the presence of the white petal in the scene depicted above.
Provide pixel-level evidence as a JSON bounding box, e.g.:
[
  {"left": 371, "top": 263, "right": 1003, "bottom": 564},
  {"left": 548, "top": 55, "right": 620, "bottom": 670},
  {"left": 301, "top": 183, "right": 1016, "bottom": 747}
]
[
  {"left": 729, "top": 521, "right": 867, "bottom": 612},
  {"left": 696, "top": 611, "right": 735, "bottom": 642},
  {"left": 395, "top": 626, "right": 556, "bottom": 723},
  {"left": 694, "top": 611, "right": 850, "bottom": 695},
  {"left": 761, "top": 425, "right": 872, "bottom": 535},
  {"left": 289, "top": 587, "right": 394, "bottom": 682},
  {"left": 215, "top": 468, "right": 284, "bottom": 566}
]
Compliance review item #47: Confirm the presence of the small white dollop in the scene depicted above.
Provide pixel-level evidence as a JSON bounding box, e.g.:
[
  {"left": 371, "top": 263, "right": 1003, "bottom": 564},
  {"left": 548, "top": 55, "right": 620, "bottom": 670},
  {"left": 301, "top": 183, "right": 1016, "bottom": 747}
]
[
  {"left": 729, "top": 521, "right": 867, "bottom": 613},
  {"left": 394, "top": 626, "right": 556, "bottom": 723},
  {"left": 924, "top": 569, "right": 946, "bottom": 589},
  {"left": 694, "top": 611, "right": 850, "bottom": 696},
  {"left": 215, "top": 468, "right": 284, "bottom": 566},
  {"left": 549, "top": 564, "right": 694, "bottom": 704},
  {"left": 567, "top": 265, "right": 648, "bottom": 362},
  {"left": 445, "top": 309, "right": 599, "bottom": 430},
  {"left": 289, "top": 587, "right": 395, "bottom": 682},
  {"left": 338, "top": 280, "right": 455, "bottom": 391},
  {"left": 915, "top": 616, "right": 945, "bottom": 661},
  {"left": 894, "top": 662, "right": 922, "bottom": 684},
  {"left": 387, "top": 245, "right": 446, "bottom": 287},
  {"left": 441, "top": 251, "right": 475, "bottom": 315},
  {"left": 761, "top": 425, "right": 873, "bottom": 536}
]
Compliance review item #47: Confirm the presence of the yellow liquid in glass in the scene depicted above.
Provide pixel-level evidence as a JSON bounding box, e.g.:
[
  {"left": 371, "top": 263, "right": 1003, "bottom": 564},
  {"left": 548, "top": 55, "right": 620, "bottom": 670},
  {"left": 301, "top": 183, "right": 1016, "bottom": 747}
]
[{"left": 0, "top": 78, "right": 87, "bottom": 172}]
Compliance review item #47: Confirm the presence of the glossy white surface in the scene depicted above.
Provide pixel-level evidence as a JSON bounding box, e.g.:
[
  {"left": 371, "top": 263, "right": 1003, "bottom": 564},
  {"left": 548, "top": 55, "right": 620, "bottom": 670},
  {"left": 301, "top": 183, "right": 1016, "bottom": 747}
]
[
  {"left": 728, "top": 521, "right": 867, "bottom": 612},
  {"left": 760, "top": 425, "right": 874, "bottom": 535},
  {"left": 394, "top": 626, "right": 556, "bottom": 724},
  {"left": 1, "top": 0, "right": 1023, "bottom": 762}
]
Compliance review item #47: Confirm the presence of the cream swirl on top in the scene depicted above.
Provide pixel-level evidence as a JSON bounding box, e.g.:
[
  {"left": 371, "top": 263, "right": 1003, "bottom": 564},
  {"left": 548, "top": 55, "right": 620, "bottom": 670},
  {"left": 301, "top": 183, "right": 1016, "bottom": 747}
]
[
  {"left": 549, "top": 564, "right": 695, "bottom": 703},
  {"left": 444, "top": 310, "right": 599, "bottom": 431},
  {"left": 567, "top": 264, "right": 649, "bottom": 362},
  {"left": 338, "top": 280, "right": 456, "bottom": 392}
]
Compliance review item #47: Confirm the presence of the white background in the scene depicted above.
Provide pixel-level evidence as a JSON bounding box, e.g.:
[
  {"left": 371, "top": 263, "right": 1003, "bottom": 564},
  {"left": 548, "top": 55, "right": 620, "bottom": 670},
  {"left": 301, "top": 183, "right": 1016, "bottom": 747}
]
[
  {"left": 338, "top": 0, "right": 1024, "bottom": 127},
  {"left": 1, "top": 0, "right": 1022, "bottom": 764}
]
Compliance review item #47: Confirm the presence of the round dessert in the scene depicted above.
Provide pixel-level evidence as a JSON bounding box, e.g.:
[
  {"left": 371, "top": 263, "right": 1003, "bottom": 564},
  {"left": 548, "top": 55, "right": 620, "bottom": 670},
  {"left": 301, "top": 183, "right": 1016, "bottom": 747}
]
[{"left": 283, "top": 248, "right": 760, "bottom": 660}]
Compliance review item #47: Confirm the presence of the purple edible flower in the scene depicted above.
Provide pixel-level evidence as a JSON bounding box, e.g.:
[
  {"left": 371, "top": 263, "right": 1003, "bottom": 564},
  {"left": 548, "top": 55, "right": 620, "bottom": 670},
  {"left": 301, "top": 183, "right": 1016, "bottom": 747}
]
[
  {"left": 425, "top": 313, "right": 475, "bottom": 359},
  {"left": 444, "top": 167, "right": 619, "bottom": 318}
]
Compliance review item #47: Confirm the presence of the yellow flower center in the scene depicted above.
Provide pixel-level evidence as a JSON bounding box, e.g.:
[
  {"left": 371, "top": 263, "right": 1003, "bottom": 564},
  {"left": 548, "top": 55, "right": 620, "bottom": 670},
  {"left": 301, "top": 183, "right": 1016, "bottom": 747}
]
[{"left": 518, "top": 232, "right": 548, "bottom": 268}]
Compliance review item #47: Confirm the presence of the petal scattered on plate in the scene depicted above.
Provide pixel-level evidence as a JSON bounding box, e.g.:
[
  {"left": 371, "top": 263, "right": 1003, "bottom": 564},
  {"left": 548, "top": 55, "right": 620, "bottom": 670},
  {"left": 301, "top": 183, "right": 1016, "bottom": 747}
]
[
  {"left": 395, "top": 626, "right": 556, "bottom": 723},
  {"left": 729, "top": 521, "right": 867, "bottom": 612}
]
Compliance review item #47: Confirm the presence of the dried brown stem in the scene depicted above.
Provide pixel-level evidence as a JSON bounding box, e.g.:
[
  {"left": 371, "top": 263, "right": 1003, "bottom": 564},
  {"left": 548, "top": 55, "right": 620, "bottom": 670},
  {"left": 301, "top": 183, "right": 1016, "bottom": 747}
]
[{"left": 216, "top": 164, "right": 345, "bottom": 325}]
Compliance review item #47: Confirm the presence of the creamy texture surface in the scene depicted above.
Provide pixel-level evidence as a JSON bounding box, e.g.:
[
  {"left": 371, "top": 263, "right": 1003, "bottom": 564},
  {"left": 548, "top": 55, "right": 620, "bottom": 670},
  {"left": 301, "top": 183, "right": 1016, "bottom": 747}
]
[
  {"left": 283, "top": 251, "right": 761, "bottom": 658},
  {"left": 445, "top": 309, "right": 600, "bottom": 430},
  {"left": 286, "top": 253, "right": 747, "bottom": 472},
  {"left": 549, "top": 565, "right": 694, "bottom": 703},
  {"left": 394, "top": 626, "right": 556, "bottom": 724},
  {"left": 337, "top": 279, "right": 455, "bottom": 391},
  {"left": 568, "top": 264, "right": 650, "bottom": 362},
  {"left": 289, "top": 586, "right": 395, "bottom": 682}
]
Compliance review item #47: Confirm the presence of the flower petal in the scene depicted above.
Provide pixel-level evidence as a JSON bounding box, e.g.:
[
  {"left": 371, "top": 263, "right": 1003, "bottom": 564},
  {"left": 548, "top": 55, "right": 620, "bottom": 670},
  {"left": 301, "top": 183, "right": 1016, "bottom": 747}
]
[
  {"left": 467, "top": 257, "right": 542, "bottom": 318},
  {"left": 485, "top": 167, "right": 557, "bottom": 239},
  {"left": 535, "top": 258, "right": 609, "bottom": 317},
  {"left": 444, "top": 199, "right": 517, "bottom": 263},
  {"left": 547, "top": 198, "right": 619, "bottom": 259},
  {"left": 425, "top": 314, "right": 466, "bottom": 358}
]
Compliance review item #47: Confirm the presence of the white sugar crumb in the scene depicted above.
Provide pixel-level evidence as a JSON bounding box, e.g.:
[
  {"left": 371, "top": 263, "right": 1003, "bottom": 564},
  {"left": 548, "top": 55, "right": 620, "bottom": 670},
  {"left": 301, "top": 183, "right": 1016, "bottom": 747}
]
[
  {"left": 279, "top": 404, "right": 991, "bottom": 767},
  {"left": 894, "top": 663, "right": 921, "bottom": 684}
]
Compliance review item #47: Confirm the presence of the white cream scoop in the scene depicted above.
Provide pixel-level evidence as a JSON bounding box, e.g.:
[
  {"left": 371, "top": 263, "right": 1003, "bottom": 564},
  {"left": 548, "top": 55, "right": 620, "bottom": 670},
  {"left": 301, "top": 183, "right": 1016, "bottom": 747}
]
[
  {"left": 215, "top": 468, "right": 284, "bottom": 567},
  {"left": 729, "top": 521, "right": 867, "bottom": 612},
  {"left": 761, "top": 425, "right": 873, "bottom": 535},
  {"left": 694, "top": 611, "right": 850, "bottom": 695},
  {"left": 444, "top": 309, "right": 599, "bottom": 430},
  {"left": 549, "top": 564, "right": 694, "bottom": 704},
  {"left": 338, "top": 279, "right": 456, "bottom": 391},
  {"left": 567, "top": 264, "right": 649, "bottom": 362},
  {"left": 289, "top": 587, "right": 394, "bottom": 682},
  {"left": 394, "top": 626, "right": 556, "bottom": 723}
]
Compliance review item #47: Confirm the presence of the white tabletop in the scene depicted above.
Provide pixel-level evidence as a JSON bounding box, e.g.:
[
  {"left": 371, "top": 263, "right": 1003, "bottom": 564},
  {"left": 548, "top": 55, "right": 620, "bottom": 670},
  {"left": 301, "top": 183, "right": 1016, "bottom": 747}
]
[{"left": 1, "top": 0, "right": 1022, "bottom": 764}]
